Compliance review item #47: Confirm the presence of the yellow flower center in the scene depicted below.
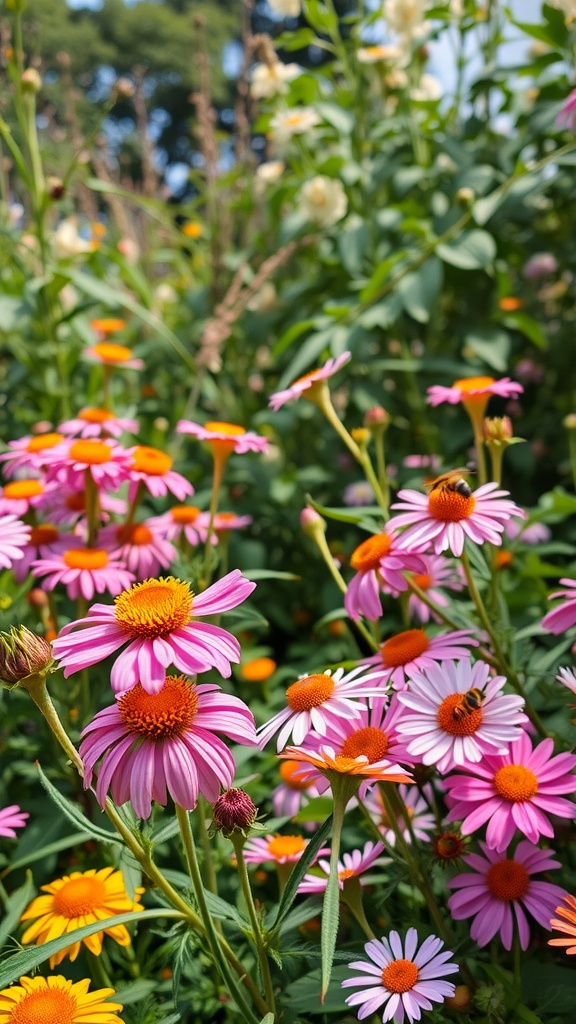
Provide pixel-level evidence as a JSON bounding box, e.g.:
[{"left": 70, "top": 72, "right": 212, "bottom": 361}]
[
  {"left": 381, "top": 629, "right": 429, "bottom": 668},
  {"left": 30, "top": 524, "right": 59, "bottom": 545},
  {"left": 93, "top": 341, "right": 133, "bottom": 363},
  {"left": 62, "top": 549, "right": 109, "bottom": 570},
  {"left": 69, "top": 440, "right": 113, "bottom": 465},
  {"left": 114, "top": 576, "right": 192, "bottom": 637},
  {"left": 493, "top": 764, "right": 538, "bottom": 802},
  {"left": 428, "top": 489, "right": 476, "bottom": 522},
  {"left": 340, "top": 726, "right": 389, "bottom": 763},
  {"left": 350, "top": 533, "right": 393, "bottom": 572},
  {"left": 412, "top": 572, "right": 432, "bottom": 591},
  {"left": 170, "top": 505, "right": 201, "bottom": 524},
  {"left": 382, "top": 959, "right": 419, "bottom": 993},
  {"left": 241, "top": 657, "right": 277, "bottom": 682},
  {"left": 279, "top": 759, "right": 312, "bottom": 790},
  {"left": 338, "top": 867, "right": 355, "bottom": 881},
  {"left": 437, "top": 693, "right": 483, "bottom": 735},
  {"left": 118, "top": 675, "right": 199, "bottom": 739},
  {"left": 332, "top": 755, "right": 365, "bottom": 773},
  {"left": 116, "top": 523, "right": 154, "bottom": 546},
  {"left": 3, "top": 480, "right": 43, "bottom": 500},
  {"left": 131, "top": 446, "right": 173, "bottom": 476},
  {"left": 454, "top": 375, "right": 495, "bottom": 394},
  {"left": 486, "top": 859, "right": 530, "bottom": 901},
  {"left": 181, "top": 221, "right": 203, "bottom": 239},
  {"left": 26, "top": 432, "right": 63, "bottom": 452},
  {"left": 286, "top": 673, "right": 335, "bottom": 711},
  {"left": 10, "top": 988, "right": 77, "bottom": 1024},
  {"left": 293, "top": 369, "right": 321, "bottom": 386},
  {"left": 204, "top": 421, "right": 246, "bottom": 437},
  {"left": 454, "top": 375, "right": 495, "bottom": 417},
  {"left": 91, "top": 317, "right": 126, "bottom": 333},
  {"left": 78, "top": 407, "right": 114, "bottom": 424},
  {"left": 52, "top": 875, "right": 107, "bottom": 918},
  {"left": 267, "top": 835, "right": 306, "bottom": 859}
]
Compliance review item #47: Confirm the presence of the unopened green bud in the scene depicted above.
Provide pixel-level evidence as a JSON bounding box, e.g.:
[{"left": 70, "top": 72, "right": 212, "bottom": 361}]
[
  {"left": 0, "top": 626, "right": 54, "bottom": 690},
  {"left": 21, "top": 68, "right": 42, "bottom": 93}
]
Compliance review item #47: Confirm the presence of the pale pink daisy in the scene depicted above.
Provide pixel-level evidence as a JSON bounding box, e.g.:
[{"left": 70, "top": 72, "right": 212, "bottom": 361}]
[
  {"left": 363, "top": 783, "right": 436, "bottom": 848},
  {"left": 79, "top": 676, "right": 256, "bottom": 818},
  {"left": 359, "top": 628, "right": 478, "bottom": 691},
  {"left": 32, "top": 546, "right": 135, "bottom": 601},
  {"left": 556, "top": 667, "right": 576, "bottom": 695},
  {"left": 0, "top": 432, "right": 64, "bottom": 477},
  {"left": 407, "top": 555, "right": 464, "bottom": 624},
  {"left": 98, "top": 522, "right": 177, "bottom": 579},
  {"left": 213, "top": 512, "right": 253, "bottom": 534},
  {"left": 85, "top": 341, "right": 143, "bottom": 369},
  {"left": 243, "top": 834, "right": 322, "bottom": 866},
  {"left": 395, "top": 659, "right": 527, "bottom": 773},
  {"left": 344, "top": 530, "right": 428, "bottom": 622},
  {"left": 391, "top": 483, "right": 525, "bottom": 557},
  {"left": 426, "top": 375, "right": 523, "bottom": 413},
  {"left": 0, "top": 514, "right": 31, "bottom": 569},
  {"left": 147, "top": 505, "right": 212, "bottom": 547},
  {"left": 0, "top": 479, "right": 58, "bottom": 517},
  {"left": 447, "top": 841, "right": 566, "bottom": 951},
  {"left": 176, "top": 419, "right": 269, "bottom": 455},
  {"left": 272, "top": 759, "right": 322, "bottom": 820},
  {"left": 44, "top": 438, "right": 133, "bottom": 491},
  {"left": 403, "top": 454, "right": 441, "bottom": 471},
  {"left": 541, "top": 578, "right": 576, "bottom": 634},
  {"left": 127, "top": 446, "right": 192, "bottom": 502},
  {"left": 269, "top": 351, "right": 351, "bottom": 411},
  {"left": 298, "top": 840, "right": 387, "bottom": 894},
  {"left": 52, "top": 570, "right": 256, "bottom": 694},
  {"left": 0, "top": 804, "right": 29, "bottom": 838},
  {"left": 342, "top": 929, "right": 458, "bottom": 1024},
  {"left": 58, "top": 407, "right": 139, "bottom": 439},
  {"left": 504, "top": 520, "right": 551, "bottom": 544},
  {"left": 256, "top": 665, "right": 387, "bottom": 752},
  {"left": 12, "top": 523, "right": 62, "bottom": 584},
  {"left": 557, "top": 87, "right": 576, "bottom": 131},
  {"left": 444, "top": 732, "right": 576, "bottom": 851}
]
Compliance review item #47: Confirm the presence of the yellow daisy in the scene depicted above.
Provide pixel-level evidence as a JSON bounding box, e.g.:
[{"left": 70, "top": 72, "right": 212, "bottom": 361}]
[
  {"left": 20, "top": 867, "right": 144, "bottom": 968},
  {"left": 0, "top": 975, "right": 123, "bottom": 1024}
]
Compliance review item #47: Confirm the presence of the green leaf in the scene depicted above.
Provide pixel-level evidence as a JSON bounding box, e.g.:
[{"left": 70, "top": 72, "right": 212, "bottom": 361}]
[
  {"left": 3, "top": 832, "right": 93, "bottom": 876},
  {"left": 521, "top": 962, "right": 576, "bottom": 1014},
  {"left": 305, "top": 494, "right": 383, "bottom": 530},
  {"left": 398, "top": 257, "right": 443, "bottom": 323},
  {"left": 0, "top": 296, "right": 29, "bottom": 334},
  {"left": 294, "top": 797, "right": 334, "bottom": 823},
  {"left": 0, "top": 874, "right": 35, "bottom": 952},
  {"left": 315, "top": 102, "right": 354, "bottom": 135},
  {"left": 204, "top": 890, "right": 249, "bottom": 928},
  {"left": 36, "top": 763, "right": 124, "bottom": 847},
  {"left": 278, "top": 897, "right": 323, "bottom": 936},
  {"left": 500, "top": 312, "right": 547, "bottom": 350},
  {"left": 243, "top": 569, "right": 301, "bottom": 582},
  {"left": 437, "top": 230, "right": 496, "bottom": 269},
  {"left": 272, "top": 318, "right": 319, "bottom": 359},
  {"left": 463, "top": 328, "right": 510, "bottom": 372},
  {"left": 321, "top": 853, "right": 341, "bottom": 999},
  {"left": 276, "top": 328, "right": 335, "bottom": 390},
  {"left": 259, "top": 1015, "right": 275, "bottom": 1024},
  {"left": 271, "top": 815, "right": 333, "bottom": 932},
  {"left": 337, "top": 217, "right": 369, "bottom": 276},
  {"left": 359, "top": 252, "right": 409, "bottom": 303}
]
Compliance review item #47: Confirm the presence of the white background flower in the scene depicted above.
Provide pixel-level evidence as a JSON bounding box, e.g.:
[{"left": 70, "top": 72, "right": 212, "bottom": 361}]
[{"left": 297, "top": 176, "right": 348, "bottom": 227}]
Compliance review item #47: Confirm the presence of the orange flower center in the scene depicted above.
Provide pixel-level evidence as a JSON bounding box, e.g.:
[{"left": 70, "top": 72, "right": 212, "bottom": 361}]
[
  {"left": 114, "top": 576, "right": 192, "bottom": 637},
  {"left": 241, "top": 656, "right": 277, "bottom": 682},
  {"left": 293, "top": 369, "right": 321, "bottom": 386},
  {"left": 454, "top": 376, "right": 495, "bottom": 394},
  {"left": 65, "top": 492, "right": 86, "bottom": 512},
  {"left": 382, "top": 959, "right": 419, "bottom": 993},
  {"left": 118, "top": 675, "right": 199, "bottom": 739},
  {"left": 182, "top": 221, "right": 203, "bottom": 239},
  {"left": 338, "top": 867, "right": 355, "bottom": 881},
  {"left": 428, "top": 489, "right": 475, "bottom": 522},
  {"left": 412, "top": 572, "right": 432, "bottom": 591},
  {"left": 203, "top": 421, "right": 247, "bottom": 455},
  {"left": 30, "top": 524, "right": 59, "bottom": 545},
  {"left": 267, "top": 835, "right": 306, "bottom": 859},
  {"left": 204, "top": 421, "right": 246, "bottom": 437},
  {"left": 78, "top": 407, "right": 114, "bottom": 424},
  {"left": 433, "top": 832, "right": 466, "bottom": 860},
  {"left": 63, "top": 548, "right": 109, "bottom": 570},
  {"left": 170, "top": 505, "right": 201, "bottom": 524},
  {"left": 486, "top": 859, "right": 530, "bottom": 901},
  {"left": 437, "top": 693, "right": 483, "bottom": 735},
  {"left": 381, "top": 629, "right": 429, "bottom": 668},
  {"left": 69, "top": 440, "right": 113, "bottom": 465},
  {"left": 454, "top": 375, "right": 494, "bottom": 416},
  {"left": 286, "top": 673, "right": 335, "bottom": 711},
  {"left": 350, "top": 534, "right": 393, "bottom": 572},
  {"left": 10, "top": 988, "right": 77, "bottom": 1024},
  {"left": 116, "top": 523, "right": 154, "bottom": 546},
  {"left": 215, "top": 512, "right": 239, "bottom": 530},
  {"left": 132, "top": 446, "right": 173, "bottom": 476},
  {"left": 91, "top": 317, "right": 126, "bottom": 333},
  {"left": 93, "top": 342, "right": 133, "bottom": 363},
  {"left": 340, "top": 726, "right": 390, "bottom": 763},
  {"left": 26, "top": 432, "right": 63, "bottom": 452},
  {"left": 3, "top": 480, "right": 43, "bottom": 500},
  {"left": 333, "top": 755, "right": 366, "bottom": 772},
  {"left": 52, "top": 875, "right": 107, "bottom": 918},
  {"left": 279, "top": 759, "right": 313, "bottom": 790},
  {"left": 493, "top": 764, "right": 538, "bottom": 802}
]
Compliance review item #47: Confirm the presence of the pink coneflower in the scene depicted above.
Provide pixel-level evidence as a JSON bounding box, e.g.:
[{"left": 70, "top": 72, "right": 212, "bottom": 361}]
[
  {"left": 391, "top": 483, "right": 525, "bottom": 557},
  {"left": 12, "top": 523, "right": 62, "bottom": 584},
  {"left": 0, "top": 479, "right": 57, "bottom": 517},
  {"left": 148, "top": 505, "right": 212, "bottom": 547},
  {"left": 269, "top": 352, "right": 351, "bottom": 411},
  {"left": 556, "top": 87, "right": 576, "bottom": 131},
  {"left": 343, "top": 481, "right": 376, "bottom": 507},
  {"left": 243, "top": 834, "right": 319, "bottom": 866},
  {"left": 98, "top": 522, "right": 177, "bottom": 579},
  {"left": 395, "top": 659, "right": 526, "bottom": 773},
  {"left": 52, "top": 570, "right": 256, "bottom": 694},
  {"left": 45, "top": 487, "right": 126, "bottom": 528},
  {"left": 0, "top": 804, "right": 29, "bottom": 838},
  {"left": 359, "top": 628, "right": 478, "bottom": 691},
  {"left": 523, "top": 253, "right": 558, "bottom": 280},
  {"left": 363, "top": 783, "right": 436, "bottom": 847},
  {"left": 279, "top": 742, "right": 412, "bottom": 788},
  {"left": 256, "top": 665, "right": 386, "bottom": 751},
  {"left": 85, "top": 341, "right": 143, "bottom": 369},
  {"left": 273, "top": 759, "right": 322, "bottom": 820},
  {"left": 127, "top": 446, "right": 192, "bottom": 502},
  {"left": 344, "top": 531, "right": 428, "bottom": 622},
  {"left": 541, "top": 578, "right": 576, "bottom": 634},
  {"left": 311, "top": 696, "right": 417, "bottom": 784},
  {"left": 505, "top": 520, "right": 551, "bottom": 544},
  {"left": 426, "top": 376, "right": 523, "bottom": 415},
  {"left": 444, "top": 732, "right": 576, "bottom": 851},
  {"left": 447, "top": 841, "right": 566, "bottom": 951},
  {"left": 342, "top": 929, "right": 458, "bottom": 1024},
  {"left": 44, "top": 439, "right": 133, "bottom": 491},
  {"left": 213, "top": 512, "right": 253, "bottom": 534},
  {"left": 176, "top": 420, "right": 269, "bottom": 455},
  {"left": 407, "top": 555, "right": 464, "bottom": 624},
  {"left": 32, "top": 547, "right": 135, "bottom": 601},
  {"left": 548, "top": 893, "right": 576, "bottom": 955},
  {"left": 403, "top": 454, "right": 441, "bottom": 471},
  {"left": 0, "top": 514, "right": 31, "bottom": 569},
  {"left": 0, "top": 432, "right": 64, "bottom": 477},
  {"left": 556, "top": 667, "right": 576, "bottom": 696},
  {"left": 298, "top": 840, "right": 387, "bottom": 894},
  {"left": 80, "top": 676, "right": 256, "bottom": 818},
  {"left": 59, "top": 407, "right": 139, "bottom": 439}
]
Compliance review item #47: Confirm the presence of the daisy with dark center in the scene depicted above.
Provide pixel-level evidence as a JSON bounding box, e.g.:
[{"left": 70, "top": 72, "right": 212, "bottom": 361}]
[
  {"left": 268, "top": 352, "right": 351, "bottom": 411},
  {"left": 32, "top": 546, "right": 135, "bottom": 600},
  {"left": 176, "top": 419, "right": 269, "bottom": 455},
  {"left": 0, "top": 804, "right": 28, "bottom": 838},
  {"left": 395, "top": 659, "right": 526, "bottom": 773},
  {"left": 0, "top": 431, "right": 64, "bottom": 477},
  {"left": 541, "top": 577, "right": 576, "bottom": 634},
  {"left": 364, "top": 783, "right": 436, "bottom": 848},
  {"left": 127, "top": 445, "right": 192, "bottom": 501},
  {"left": 447, "top": 841, "right": 566, "bottom": 950},
  {"left": 80, "top": 675, "right": 257, "bottom": 818},
  {"left": 44, "top": 438, "right": 133, "bottom": 491},
  {"left": 148, "top": 505, "right": 213, "bottom": 547},
  {"left": 342, "top": 928, "right": 458, "bottom": 1024},
  {"left": 0, "top": 515, "right": 31, "bottom": 570},
  {"left": 0, "top": 975, "right": 124, "bottom": 1024},
  {"left": 0, "top": 479, "right": 57, "bottom": 517},
  {"left": 444, "top": 731, "right": 576, "bottom": 851},
  {"left": 298, "top": 840, "right": 387, "bottom": 894},
  {"left": 98, "top": 521, "right": 177, "bottom": 579},
  {"left": 12, "top": 523, "right": 62, "bottom": 583},
  {"left": 549, "top": 894, "right": 576, "bottom": 955},
  {"left": 406, "top": 554, "right": 464, "bottom": 624},
  {"left": 52, "top": 570, "right": 256, "bottom": 694},
  {"left": 358, "top": 628, "right": 478, "bottom": 691},
  {"left": 256, "top": 665, "right": 386, "bottom": 751},
  {"left": 59, "top": 407, "right": 139, "bottom": 439},
  {"left": 20, "top": 866, "right": 143, "bottom": 967},
  {"left": 344, "top": 531, "right": 428, "bottom": 622}
]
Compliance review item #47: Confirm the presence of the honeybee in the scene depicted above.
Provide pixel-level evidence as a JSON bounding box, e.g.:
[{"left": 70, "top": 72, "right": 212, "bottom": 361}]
[
  {"left": 425, "top": 468, "right": 472, "bottom": 499},
  {"left": 452, "top": 688, "right": 485, "bottom": 720}
]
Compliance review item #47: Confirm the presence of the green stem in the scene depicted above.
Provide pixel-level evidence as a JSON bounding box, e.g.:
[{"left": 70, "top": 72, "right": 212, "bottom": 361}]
[
  {"left": 359, "top": 450, "right": 390, "bottom": 519},
  {"left": 486, "top": 444, "right": 504, "bottom": 486},
  {"left": 512, "top": 926, "right": 522, "bottom": 996},
  {"left": 472, "top": 426, "right": 488, "bottom": 486},
  {"left": 84, "top": 470, "right": 100, "bottom": 549},
  {"left": 568, "top": 431, "right": 576, "bottom": 492},
  {"left": 232, "top": 834, "right": 277, "bottom": 1015},
  {"left": 200, "top": 452, "right": 225, "bottom": 589},
  {"left": 123, "top": 481, "right": 145, "bottom": 531},
  {"left": 310, "top": 527, "right": 379, "bottom": 653},
  {"left": 320, "top": 775, "right": 358, "bottom": 1000},
  {"left": 374, "top": 430, "right": 391, "bottom": 514},
  {"left": 196, "top": 796, "right": 219, "bottom": 895},
  {"left": 342, "top": 877, "right": 376, "bottom": 940}
]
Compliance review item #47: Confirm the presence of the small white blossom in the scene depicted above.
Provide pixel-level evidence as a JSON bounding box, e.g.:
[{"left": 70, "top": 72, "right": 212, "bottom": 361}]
[
  {"left": 250, "top": 61, "right": 301, "bottom": 100},
  {"left": 270, "top": 107, "right": 321, "bottom": 143},
  {"left": 268, "top": 0, "right": 301, "bottom": 15},
  {"left": 297, "top": 176, "right": 348, "bottom": 227}
]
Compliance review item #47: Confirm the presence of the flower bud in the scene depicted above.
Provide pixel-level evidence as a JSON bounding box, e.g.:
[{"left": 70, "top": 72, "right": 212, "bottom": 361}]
[
  {"left": 300, "top": 506, "right": 326, "bottom": 538},
  {"left": 0, "top": 626, "right": 54, "bottom": 690},
  {"left": 112, "top": 76, "right": 136, "bottom": 100},
  {"left": 212, "top": 788, "right": 258, "bottom": 837},
  {"left": 431, "top": 830, "right": 468, "bottom": 867},
  {"left": 364, "top": 406, "right": 390, "bottom": 431},
  {"left": 21, "top": 68, "right": 42, "bottom": 93},
  {"left": 47, "top": 177, "right": 65, "bottom": 201},
  {"left": 351, "top": 427, "right": 370, "bottom": 447},
  {"left": 27, "top": 588, "right": 49, "bottom": 609},
  {"left": 482, "top": 416, "right": 513, "bottom": 444},
  {"left": 474, "top": 983, "right": 506, "bottom": 1019},
  {"left": 445, "top": 985, "right": 472, "bottom": 1012},
  {"left": 563, "top": 413, "right": 576, "bottom": 431},
  {"left": 455, "top": 186, "right": 474, "bottom": 207}
]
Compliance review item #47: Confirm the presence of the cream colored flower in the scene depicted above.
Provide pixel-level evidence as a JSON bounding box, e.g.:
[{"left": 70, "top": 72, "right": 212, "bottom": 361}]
[
  {"left": 256, "top": 160, "right": 286, "bottom": 185},
  {"left": 383, "top": 0, "right": 430, "bottom": 40},
  {"left": 268, "top": 0, "right": 301, "bottom": 15},
  {"left": 298, "top": 176, "right": 348, "bottom": 227},
  {"left": 411, "top": 73, "right": 442, "bottom": 101},
  {"left": 357, "top": 43, "right": 406, "bottom": 64},
  {"left": 270, "top": 107, "right": 321, "bottom": 143},
  {"left": 548, "top": 0, "right": 576, "bottom": 21},
  {"left": 53, "top": 217, "right": 95, "bottom": 258},
  {"left": 246, "top": 282, "right": 277, "bottom": 313},
  {"left": 251, "top": 61, "right": 300, "bottom": 99}
]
